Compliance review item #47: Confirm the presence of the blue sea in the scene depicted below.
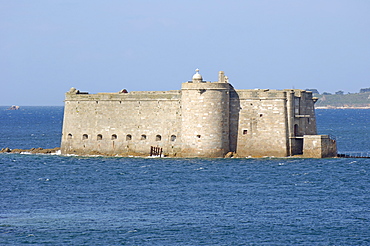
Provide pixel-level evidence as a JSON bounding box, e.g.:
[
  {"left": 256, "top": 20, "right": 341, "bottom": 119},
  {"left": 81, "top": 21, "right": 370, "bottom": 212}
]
[{"left": 1, "top": 107, "right": 370, "bottom": 245}]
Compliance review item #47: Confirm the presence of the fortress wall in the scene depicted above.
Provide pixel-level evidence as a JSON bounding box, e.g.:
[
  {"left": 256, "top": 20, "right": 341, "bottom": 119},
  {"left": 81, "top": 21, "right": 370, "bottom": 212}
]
[
  {"left": 233, "top": 90, "right": 289, "bottom": 157},
  {"left": 284, "top": 90, "right": 317, "bottom": 155},
  {"left": 287, "top": 90, "right": 317, "bottom": 136},
  {"left": 295, "top": 90, "right": 317, "bottom": 135},
  {"left": 181, "top": 82, "right": 230, "bottom": 157},
  {"left": 61, "top": 91, "right": 182, "bottom": 156}
]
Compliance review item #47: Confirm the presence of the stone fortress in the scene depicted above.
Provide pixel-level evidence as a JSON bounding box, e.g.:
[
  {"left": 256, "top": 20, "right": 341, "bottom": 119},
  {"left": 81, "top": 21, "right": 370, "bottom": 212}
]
[{"left": 61, "top": 69, "right": 337, "bottom": 158}]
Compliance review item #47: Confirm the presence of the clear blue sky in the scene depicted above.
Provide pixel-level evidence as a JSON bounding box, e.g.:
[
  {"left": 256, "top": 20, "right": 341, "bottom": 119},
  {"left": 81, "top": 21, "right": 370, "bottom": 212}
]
[{"left": 1, "top": 0, "right": 369, "bottom": 106}]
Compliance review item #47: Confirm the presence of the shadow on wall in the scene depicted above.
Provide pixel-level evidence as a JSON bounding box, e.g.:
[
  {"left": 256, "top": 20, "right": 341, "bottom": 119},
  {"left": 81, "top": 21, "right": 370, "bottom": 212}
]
[{"left": 229, "top": 87, "right": 240, "bottom": 153}]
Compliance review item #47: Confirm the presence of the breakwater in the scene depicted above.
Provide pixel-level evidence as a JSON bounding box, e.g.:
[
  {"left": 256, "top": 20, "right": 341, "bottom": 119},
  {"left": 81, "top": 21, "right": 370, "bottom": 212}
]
[{"left": 337, "top": 152, "right": 370, "bottom": 158}]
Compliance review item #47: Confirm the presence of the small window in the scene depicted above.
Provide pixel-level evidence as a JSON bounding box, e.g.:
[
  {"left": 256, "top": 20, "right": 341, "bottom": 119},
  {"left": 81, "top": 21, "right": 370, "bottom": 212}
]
[
  {"left": 67, "top": 133, "right": 73, "bottom": 139},
  {"left": 111, "top": 134, "right": 117, "bottom": 140},
  {"left": 141, "top": 135, "right": 147, "bottom": 140},
  {"left": 97, "top": 134, "right": 102, "bottom": 140},
  {"left": 196, "top": 135, "right": 201, "bottom": 138},
  {"left": 83, "top": 134, "right": 88, "bottom": 140},
  {"left": 260, "top": 114, "right": 263, "bottom": 117},
  {"left": 243, "top": 129, "right": 248, "bottom": 135},
  {"left": 126, "top": 134, "right": 132, "bottom": 141},
  {"left": 156, "top": 135, "right": 162, "bottom": 141},
  {"left": 171, "top": 135, "right": 176, "bottom": 141}
]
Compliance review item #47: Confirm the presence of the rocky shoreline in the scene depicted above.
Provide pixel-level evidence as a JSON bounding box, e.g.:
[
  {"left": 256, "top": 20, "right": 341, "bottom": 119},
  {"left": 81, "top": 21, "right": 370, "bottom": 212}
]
[{"left": 0, "top": 147, "right": 60, "bottom": 154}]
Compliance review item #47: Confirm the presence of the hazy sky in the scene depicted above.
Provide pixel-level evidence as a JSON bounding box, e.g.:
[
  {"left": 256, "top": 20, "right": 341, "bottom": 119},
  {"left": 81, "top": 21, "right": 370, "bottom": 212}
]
[{"left": 1, "top": 0, "right": 369, "bottom": 106}]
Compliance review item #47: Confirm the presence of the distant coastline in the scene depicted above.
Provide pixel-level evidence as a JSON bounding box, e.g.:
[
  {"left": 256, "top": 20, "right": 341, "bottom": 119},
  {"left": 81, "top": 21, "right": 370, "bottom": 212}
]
[{"left": 312, "top": 90, "right": 370, "bottom": 109}]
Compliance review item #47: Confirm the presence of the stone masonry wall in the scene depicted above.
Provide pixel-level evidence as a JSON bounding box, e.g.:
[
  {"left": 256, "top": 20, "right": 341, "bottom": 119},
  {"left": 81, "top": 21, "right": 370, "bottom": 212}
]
[
  {"left": 303, "top": 135, "right": 337, "bottom": 158},
  {"left": 61, "top": 91, "right": 182, "bottom": 156},
  {"left": 233, "top": 90, "right": 289, "bottom": 157},
  {"left": 285, "top": 90, "right": 317, "bottom": 156}
]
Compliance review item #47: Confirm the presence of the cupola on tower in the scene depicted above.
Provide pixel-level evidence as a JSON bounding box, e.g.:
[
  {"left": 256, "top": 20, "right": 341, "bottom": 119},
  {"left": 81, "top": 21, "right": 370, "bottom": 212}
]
[{"left": 192, "top": 69, "right": 204, "bottom": 83}]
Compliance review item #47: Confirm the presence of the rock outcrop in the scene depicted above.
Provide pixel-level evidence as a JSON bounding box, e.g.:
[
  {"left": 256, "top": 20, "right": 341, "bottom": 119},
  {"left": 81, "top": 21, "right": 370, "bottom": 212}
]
[{"left": 0, "top": 147, "right": 60, "bottom": 154}]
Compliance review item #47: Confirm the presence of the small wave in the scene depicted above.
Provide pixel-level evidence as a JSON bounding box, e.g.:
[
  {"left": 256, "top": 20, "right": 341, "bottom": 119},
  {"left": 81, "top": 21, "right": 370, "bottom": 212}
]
[
  {"left": 62, "top": 153, "right": 79, "bottom": 157},
  {"left": 19, "top": 151, "right": 61, "bottom": 156},
  {"left": 37, "top": 178, "right": 51, "bottom": 181},
  {"left": 20, "top": 152, "right": 33, "bottom": 155},
  {"left": 50, "top": 150, "right": 61, "bottom": 155}
]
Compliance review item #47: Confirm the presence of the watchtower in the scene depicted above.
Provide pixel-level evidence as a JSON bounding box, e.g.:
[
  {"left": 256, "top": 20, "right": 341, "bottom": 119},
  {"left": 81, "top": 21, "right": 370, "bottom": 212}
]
[{"left": 181, "top": 69, "right": 231, "bottom": 157}]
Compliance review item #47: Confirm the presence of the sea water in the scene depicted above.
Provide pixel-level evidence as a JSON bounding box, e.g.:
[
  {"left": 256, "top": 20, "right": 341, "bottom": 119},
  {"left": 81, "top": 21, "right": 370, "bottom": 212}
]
[{"left": 1, "top": 107, "right": 370, "bottom": 245}]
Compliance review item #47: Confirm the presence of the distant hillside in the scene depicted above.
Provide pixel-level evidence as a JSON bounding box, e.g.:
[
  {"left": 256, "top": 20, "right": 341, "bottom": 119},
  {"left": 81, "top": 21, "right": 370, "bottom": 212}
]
[{"left": 313, "top": 92, "right": 370, "bottom": 108}]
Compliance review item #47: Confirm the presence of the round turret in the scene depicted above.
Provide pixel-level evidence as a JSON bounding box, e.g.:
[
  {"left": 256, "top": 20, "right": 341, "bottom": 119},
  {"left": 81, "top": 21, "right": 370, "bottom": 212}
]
[{"left": 181, "top": 70, "right": 231, "bottom": 157}]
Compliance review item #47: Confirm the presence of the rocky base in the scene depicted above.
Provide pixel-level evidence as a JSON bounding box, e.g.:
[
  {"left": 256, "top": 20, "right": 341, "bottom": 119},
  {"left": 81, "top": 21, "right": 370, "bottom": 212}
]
[{"left": 0, "top": 147, "right": 60, "bottom": 154}]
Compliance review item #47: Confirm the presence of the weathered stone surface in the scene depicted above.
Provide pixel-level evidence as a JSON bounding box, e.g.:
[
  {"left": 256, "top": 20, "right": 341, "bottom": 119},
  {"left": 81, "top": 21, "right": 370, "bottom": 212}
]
[
  {"left": 60, "top": 70, "right": 336, "bottom": 158},
  {"left": 303, "top": 135, "right": 337, "bottom": 158}
]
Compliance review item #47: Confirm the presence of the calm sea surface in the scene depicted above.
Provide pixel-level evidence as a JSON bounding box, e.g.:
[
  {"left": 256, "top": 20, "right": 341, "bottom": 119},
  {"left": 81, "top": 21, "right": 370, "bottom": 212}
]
[{"left": 1, "top": 107, "right": 370, "bottom": 245}]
